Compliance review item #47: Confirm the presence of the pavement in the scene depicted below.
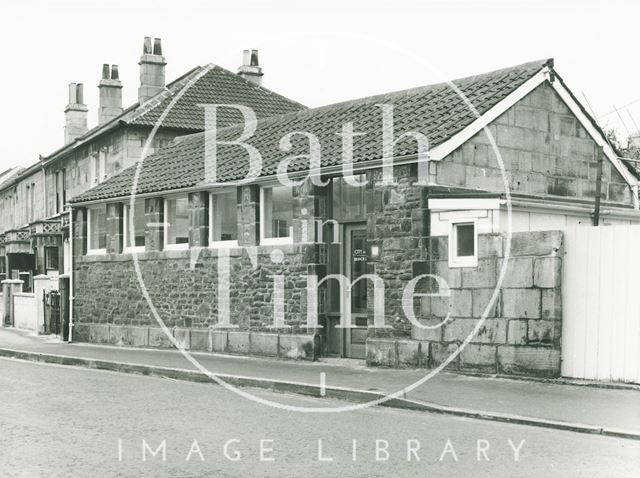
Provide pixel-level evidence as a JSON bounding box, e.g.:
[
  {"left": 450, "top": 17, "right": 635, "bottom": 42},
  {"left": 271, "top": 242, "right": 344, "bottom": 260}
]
[
  {"left": 1, "top": 327, "right": 639, "bottom": 440},
  {"left": 4, "top": 359, "right": 639, "bottom": 478}
]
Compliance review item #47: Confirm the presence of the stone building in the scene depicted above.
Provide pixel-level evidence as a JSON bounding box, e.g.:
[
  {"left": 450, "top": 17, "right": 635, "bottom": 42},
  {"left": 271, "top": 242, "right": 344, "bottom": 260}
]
[
  {"left": 0, "top": 38, "right": 304, "bottom": 291},
  {"left": 67, "top": 58, "right": 640, "bottom": 376}
]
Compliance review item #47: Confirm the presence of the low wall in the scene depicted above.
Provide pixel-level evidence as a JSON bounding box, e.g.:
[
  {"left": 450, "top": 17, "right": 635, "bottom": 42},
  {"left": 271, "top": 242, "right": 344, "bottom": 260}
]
[
  {"left": 72, "top": 324, "right": 320, "bottom": 361},
  {"left": 73, "top": 244, "right": 323, "bottom": 360},
  {"left": 73, "top": 245, "right": 313, "bottom": 331},
  {"left": 13, "top": 293, "right": 37, "bottom": 332},
  {"left": 366, "top": 230, "right": 563, "bottom": 377}
]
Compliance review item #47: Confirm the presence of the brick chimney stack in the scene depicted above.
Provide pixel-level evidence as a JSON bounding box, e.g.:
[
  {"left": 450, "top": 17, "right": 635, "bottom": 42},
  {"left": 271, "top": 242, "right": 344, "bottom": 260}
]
[
  {"left": 138, "top": 37, "right": 166, "bottom": 103},
  {"left": 64, "top": 83, "right": 88, "bottom": 144},
  {"left": 98, "top": 64, "right": 123, "bottom": 125},
  {"left": 237, "top": 49, "right": 263, "bottom": 86}
]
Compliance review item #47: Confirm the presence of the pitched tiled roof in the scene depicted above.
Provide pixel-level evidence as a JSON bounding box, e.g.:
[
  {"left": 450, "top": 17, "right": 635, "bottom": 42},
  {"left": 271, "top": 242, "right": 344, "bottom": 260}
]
[
  {"left": 123, "top": 64, "right": 306, "bottom": 130},
  {"left": 71, "top": 59, "right": 552, "bottom": 203},
  {"left": 43, "top": 64, "right": 305, "bottom": 161}
]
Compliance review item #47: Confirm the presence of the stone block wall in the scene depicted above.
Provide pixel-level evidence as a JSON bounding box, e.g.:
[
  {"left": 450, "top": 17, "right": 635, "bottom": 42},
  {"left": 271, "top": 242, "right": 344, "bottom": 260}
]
[
  {"left": 437, "top": 82, "right": 631, "bottom": 204},
  {"left": 72, "top": 323, "right": 319, "bottom": 360},
  {"left": 367, "top": 230, "right": 563, "bottom": 377},
  {"left": 0, "top": 169, "right": 46, "bottom": 233},
  {"left": 44, "top": 128, "right": 179, "bottom": 219}
]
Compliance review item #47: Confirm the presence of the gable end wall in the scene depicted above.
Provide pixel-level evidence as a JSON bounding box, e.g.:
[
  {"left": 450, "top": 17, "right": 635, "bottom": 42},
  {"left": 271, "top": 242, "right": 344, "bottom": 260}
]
[{"left": 436, "top": 82, "right": 631, "bottom": 204}]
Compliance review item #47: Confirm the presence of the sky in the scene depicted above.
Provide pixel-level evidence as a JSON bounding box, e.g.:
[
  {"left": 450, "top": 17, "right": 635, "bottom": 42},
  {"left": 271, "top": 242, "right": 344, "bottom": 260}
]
[{"left": 1, "top": 0, "right": 639, "bottom": 171}]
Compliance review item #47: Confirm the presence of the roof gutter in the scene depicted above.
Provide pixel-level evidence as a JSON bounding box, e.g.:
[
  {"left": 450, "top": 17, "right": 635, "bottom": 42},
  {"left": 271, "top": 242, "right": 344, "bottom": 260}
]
[
  {"left": 68, "top": 150, "right": 435, "bottom": 206},
  {"left": 506, "top": 196, "right": 640, "bottom": 220}
]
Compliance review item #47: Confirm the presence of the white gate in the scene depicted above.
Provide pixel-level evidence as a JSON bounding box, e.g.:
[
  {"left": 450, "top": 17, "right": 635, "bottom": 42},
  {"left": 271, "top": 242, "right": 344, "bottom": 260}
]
[{"left": 562, "top": 225, "right": 640, "bottom": 383}]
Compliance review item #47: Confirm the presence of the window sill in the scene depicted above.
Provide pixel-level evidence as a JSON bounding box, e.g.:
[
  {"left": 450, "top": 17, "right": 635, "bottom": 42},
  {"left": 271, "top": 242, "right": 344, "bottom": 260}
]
[
  {"left": 260, "top": 237, "right": 294, "bottom": 246},
  {"left": 164, "top": 243, "right": 189, "bottom": 251},
  {"left": 448, "top": 257, "right": 478, "bottom": 268},
  {"left": 86, "top": 249, "right": 107, "bottom": 256},
  {"left": 209, "top": 240, "right": 239, "bottom": 249},
  {"left": 123, "top": 246, "right": 146, "bottom": 253}
]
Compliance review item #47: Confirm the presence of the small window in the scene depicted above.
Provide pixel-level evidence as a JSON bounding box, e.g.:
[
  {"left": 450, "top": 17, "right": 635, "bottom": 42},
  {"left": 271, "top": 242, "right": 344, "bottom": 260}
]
[
  {"left": 449, "top": 220, "right": 477, "bottom": 268},
  {"left": 31, "top": 182, "right": 36, "bottom": 221},
  {"left": 456, "top": 224, "right": 475, "bottom": 256},
  {"left": 260, "top": 185, "right": 294, "bottom": 244},
  {"left": 111, "top": 136, "right": 120, "bottom": 153},
  {"left": 45, "top": 247, "right": 59, "bottom": 272},
  {"left": 54, "top": 171, "right": 60, "bottom": 214},
  {"left": 124, "top": 200, "right": 146, "bottom": 251},
  {"left": 61, "top": 170, "right": 66, "bottom": 207},
  {"left": 210, "top": 190, "right": 238, "bottom": 246},
  {"left": 91, "top": 151, "right": 107, "bottom": 185},
  {"left": 165, "top": 196, "right": 189, "bottom": 249},
  {"left": 88, "top": 207, "right": 107, "bottom": 254}
]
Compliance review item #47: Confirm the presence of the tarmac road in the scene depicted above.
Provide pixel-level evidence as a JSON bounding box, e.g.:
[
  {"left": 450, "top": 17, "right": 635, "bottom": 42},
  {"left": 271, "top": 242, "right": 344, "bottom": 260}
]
[{"left": 1, "top": 358, "right": 638, "bottom": 477}]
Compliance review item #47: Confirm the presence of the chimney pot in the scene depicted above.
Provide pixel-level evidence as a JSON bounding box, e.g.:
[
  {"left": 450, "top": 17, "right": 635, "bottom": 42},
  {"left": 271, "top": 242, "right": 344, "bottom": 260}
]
[
  {"left": 98, "top": 64, "right": 123, "bottom": 125},
  {"left": 76, "top": 83, "right": 84, "bottom": 104},
  {"left": 68, "top": 82, "right": 77, "bottom": 104},
  {"left": 138, "top": 36, "right": 167, "bottom": 103},
  {"left": 64, "top": 82, "right": 88, "bottom": 143},
  {"left": 238, "top": 49, "right": 263, "bottom": 86},
  {"left": 143, "top": 36, "right": 152, "bottom": 54},
  {"left": 153, "top": 38, "right": 162, "bottom": 55}
]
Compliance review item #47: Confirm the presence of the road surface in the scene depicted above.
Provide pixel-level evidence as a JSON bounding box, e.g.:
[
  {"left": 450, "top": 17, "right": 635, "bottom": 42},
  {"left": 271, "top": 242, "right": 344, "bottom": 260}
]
[{"left": 0, "top": 358, "right": 638, "bottom": 477}]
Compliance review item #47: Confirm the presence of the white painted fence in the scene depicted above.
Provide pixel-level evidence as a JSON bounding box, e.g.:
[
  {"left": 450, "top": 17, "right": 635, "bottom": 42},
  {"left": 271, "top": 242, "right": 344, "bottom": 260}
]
[
  {"left": 13, "top": 292, "right": 37, "bottom": 332},
  {"left": 562, "top": 225, "right": 640, "bottom": 383}
]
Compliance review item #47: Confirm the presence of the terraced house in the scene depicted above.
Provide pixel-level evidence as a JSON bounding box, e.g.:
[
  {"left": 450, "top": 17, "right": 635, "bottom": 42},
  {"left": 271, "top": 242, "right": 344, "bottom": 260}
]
[
  {"left": 0, "top": 38, "right": 304, "bottom": 296},
  {"left": 67, "top": 58, "right": 640, "bottom": 378}
]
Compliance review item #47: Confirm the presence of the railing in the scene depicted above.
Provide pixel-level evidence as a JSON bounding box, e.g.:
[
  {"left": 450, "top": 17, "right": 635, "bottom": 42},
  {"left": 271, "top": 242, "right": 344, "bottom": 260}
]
[
  {"left": 4, "top": 229, "right": 30, "bottom": 242},
  {"left": 30, "top": 220, "right": 61, "bottom": 236}
]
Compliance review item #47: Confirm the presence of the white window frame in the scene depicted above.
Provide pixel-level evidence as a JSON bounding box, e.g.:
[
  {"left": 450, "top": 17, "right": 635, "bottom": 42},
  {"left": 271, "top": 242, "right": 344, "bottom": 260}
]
[
  {"left": 448, "top": 217, "right": 478, "bottom": 268},
  {"left": 87, "top": 206, "right": 107, "bottom": 255},
  {"left": 163, "top": 196, "right": 190, "bottom": 251},
  {"left": 259, "top": 185, "right": 294, "bottom": 246},
  {"left": 123, "top": 202, "right": 146, "bottom": 253},
  {"left": 44, "top": 246, "right": 59, "bottom": 273},
  {"left": 209, "top": 190, "right": 239, "bottom": 249},
  {"left": 90, "top": 150, "right": 107, "bottom": 186}
]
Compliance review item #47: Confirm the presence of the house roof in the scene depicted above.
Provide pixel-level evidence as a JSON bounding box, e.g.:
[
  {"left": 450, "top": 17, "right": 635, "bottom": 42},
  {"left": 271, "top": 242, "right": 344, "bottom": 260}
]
[
  {"left": 0, "top": 167, "right": 24, "bottom": 192},
  {"left": 71, "top": 59, "right": 555, "bottom": 204},
  {"left": 43, "top": 64, "right": 305, "bottom": 162}
]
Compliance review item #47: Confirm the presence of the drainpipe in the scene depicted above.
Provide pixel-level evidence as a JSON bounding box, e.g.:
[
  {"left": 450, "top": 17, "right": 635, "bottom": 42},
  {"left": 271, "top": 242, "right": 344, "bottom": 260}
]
[
  {"left": 40, "top": 158, "right": 47, "bottom": 217},
  {"left": 68, "top": 205, "right": 74, "bottom": 342},
  {"left": 593, "top": 146, "right": 603, "bottom": 226}
]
